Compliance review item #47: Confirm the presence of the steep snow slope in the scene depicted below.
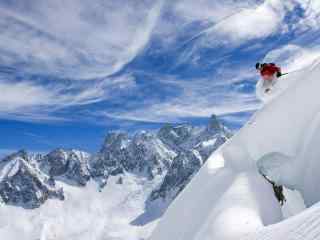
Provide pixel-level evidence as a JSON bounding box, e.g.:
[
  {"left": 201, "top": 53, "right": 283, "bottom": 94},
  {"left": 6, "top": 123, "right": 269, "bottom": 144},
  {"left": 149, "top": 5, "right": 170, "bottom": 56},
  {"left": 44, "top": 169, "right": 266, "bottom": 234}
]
[{"left": 151, "top": 61, "right": 320, "bottom": 240}]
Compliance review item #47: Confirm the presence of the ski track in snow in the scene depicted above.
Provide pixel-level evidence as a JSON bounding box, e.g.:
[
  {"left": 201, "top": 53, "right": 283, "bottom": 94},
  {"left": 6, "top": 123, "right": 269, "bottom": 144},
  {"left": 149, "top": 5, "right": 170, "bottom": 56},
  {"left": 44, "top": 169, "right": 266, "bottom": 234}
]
[{"left": 151, "top": 60, "right": 320, "bottom": 240}]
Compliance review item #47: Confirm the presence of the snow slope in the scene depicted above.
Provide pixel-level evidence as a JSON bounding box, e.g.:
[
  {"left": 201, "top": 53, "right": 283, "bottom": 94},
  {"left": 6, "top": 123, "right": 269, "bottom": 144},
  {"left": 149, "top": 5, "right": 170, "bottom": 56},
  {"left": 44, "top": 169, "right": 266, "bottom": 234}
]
[
  {"left": 151, "top": 60, "right": 320, "bottom": 240},
  {"left": 0, "top": 174, "right": 160, "bottom": 240}
]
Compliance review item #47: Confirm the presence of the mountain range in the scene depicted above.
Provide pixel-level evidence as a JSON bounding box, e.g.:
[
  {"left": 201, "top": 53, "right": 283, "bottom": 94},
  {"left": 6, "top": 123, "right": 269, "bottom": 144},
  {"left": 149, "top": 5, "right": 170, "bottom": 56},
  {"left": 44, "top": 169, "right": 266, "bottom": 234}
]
[{"left": 0, "top": 114, "right": 230, "bottom": 239}]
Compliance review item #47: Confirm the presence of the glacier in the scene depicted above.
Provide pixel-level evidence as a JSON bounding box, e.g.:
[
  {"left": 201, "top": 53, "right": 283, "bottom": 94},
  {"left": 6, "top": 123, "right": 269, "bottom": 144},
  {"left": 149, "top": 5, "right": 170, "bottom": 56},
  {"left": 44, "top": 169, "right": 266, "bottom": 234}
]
[{"left": 151, "top": 60, "right": 320, "bottom": 240}]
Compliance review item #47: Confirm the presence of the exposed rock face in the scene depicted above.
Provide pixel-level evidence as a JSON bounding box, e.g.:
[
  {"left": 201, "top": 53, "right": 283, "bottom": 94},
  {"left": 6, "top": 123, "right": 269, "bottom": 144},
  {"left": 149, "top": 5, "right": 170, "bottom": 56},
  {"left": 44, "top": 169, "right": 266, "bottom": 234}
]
[
  {"left": 90, "top": 132, "right": 130, "bottom": 179},
  {"left": 90, "top": 131, "right": 176, "bottom": 185},
  {"left": 0, "top": 115, "right": 230, "bottom": 209},
  {"left": 39, "top": 149, "right": 91, "bottom": 186},
  {"left": 128, "top": 132, "right": 176, "bottom": 178},
  {"left": 0, "top": 151, "right": 64, "bottom": 209},
  {"left": 90, "top": 115, "right": 230, "bottom": 197},
  {"left": 158, "top": 124, "right": 194, "bottom": 151},
  {"left": 150, "top": 150, "right": 203, "bottom": 200},
  {"left": 150, "top": 115, "right": 230, "bottom": 201}
]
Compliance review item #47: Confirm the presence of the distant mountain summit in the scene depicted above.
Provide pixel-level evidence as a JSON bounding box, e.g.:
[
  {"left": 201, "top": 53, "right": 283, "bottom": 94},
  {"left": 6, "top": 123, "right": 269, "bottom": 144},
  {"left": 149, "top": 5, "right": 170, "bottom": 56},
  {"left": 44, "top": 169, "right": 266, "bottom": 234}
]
[
  {"left": 0, "top": 115, "right": 230, "bottom": 210},
  {"left": 39, "top": 149, "right": 91, "bottom": 186},
  {"left": 90, "top": 131, "right": 176, "bottom": 188},
  {"left": 151, "top": 114, "right": 230, "bottom": 201},
  {"left": 0, "top": 150, "right": 64, "bottom": 208},
  {"left": 158, "top": 124, "right": 194, "bottom": 151}
]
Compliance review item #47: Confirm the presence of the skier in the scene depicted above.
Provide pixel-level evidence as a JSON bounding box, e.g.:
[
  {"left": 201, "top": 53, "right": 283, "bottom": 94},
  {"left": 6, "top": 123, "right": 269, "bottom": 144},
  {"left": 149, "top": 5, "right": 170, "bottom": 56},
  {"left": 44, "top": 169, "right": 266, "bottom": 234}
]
[{"left": 256, "top": 62, "right": 282, "bottom": 93}]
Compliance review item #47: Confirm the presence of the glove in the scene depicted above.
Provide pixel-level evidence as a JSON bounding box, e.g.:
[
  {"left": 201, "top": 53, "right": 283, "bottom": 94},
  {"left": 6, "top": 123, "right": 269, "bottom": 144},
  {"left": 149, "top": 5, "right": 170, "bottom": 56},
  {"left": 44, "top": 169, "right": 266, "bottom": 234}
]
[{"left": 276, "top": 72, "right": 282, "bottom": 78}]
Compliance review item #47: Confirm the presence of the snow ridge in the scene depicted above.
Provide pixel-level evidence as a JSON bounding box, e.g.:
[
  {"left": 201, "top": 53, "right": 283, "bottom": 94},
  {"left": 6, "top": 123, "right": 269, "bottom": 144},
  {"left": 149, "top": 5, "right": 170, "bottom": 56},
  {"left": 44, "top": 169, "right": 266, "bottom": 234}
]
[{"left": 151, "top": 60, "right": 320, "bottom": 240}]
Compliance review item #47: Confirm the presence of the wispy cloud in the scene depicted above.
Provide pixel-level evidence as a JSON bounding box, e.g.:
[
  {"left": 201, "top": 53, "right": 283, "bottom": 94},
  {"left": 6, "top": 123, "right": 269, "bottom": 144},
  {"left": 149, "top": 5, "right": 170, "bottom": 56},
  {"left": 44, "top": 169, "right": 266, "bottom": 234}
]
[
  {"left": 293, "top": 0, "right": 320, "bottom": 31},
  {"left": 167, "top": 0, "right": 319, "bottom": 51},
  {"left": 103, "top": 69, "right": 260, "bottom": 123},
  {"left": 263, "top": 44, "right": 320, "bottom": 72},
  {"left": 0, "top": 0, "right": 319, "bottom": 127},
  {"left": 210, "top": 0, "right": 286, "bottom": 45},
  {"left": 0, "top": 0, "right": 163, "bottom": 79},
  {"left": 0, "top": 73, "right": 137, "bottom": 121},
  {"left": 172, "top": 0, "right": 254, "bottom": 23},
  {"left": 0, "top": 0, "right": 164, "bottom": 122}
]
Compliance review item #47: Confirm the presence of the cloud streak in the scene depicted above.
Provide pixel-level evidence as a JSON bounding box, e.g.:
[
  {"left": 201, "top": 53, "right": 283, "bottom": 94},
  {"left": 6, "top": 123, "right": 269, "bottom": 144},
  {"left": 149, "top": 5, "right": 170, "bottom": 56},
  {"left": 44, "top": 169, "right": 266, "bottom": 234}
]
[
  {"left": 0, "top": 0, "right": 163, "bottom": 79},
  {"left": 264, "top": 44, "right": 320, "bottom": 72},
  {"left": 0, "top": 0, "right": 319, "bottom": 127},
  {"left": 103, "top": 69, "right": 260, "bottom": 123},
  {"left": 0, "top": 73, "right": 137, "bottom": 121}
]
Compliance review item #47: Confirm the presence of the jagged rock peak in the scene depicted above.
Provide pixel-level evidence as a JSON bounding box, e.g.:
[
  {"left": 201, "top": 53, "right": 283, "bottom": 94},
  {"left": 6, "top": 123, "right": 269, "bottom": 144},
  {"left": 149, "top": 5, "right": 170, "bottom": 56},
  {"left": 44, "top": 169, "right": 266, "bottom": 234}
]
[
  {"left": 207, "top": 114, "right": 222, "bottom": 132},
  {"left": 150, "top": 115, "right": 231, "bottom": 202},
  {"left": 0, "top": 150, "right": 64, "bottom": 209},
  {"left": 103, "top": 131, "right": 130, "bottom": 146},
  {"left": 150, "top": 150, "right": 202, "bottom": 200},
  {"left": 1, "top": 149, "right": 29, "bottom": 162},
  {"left": 91, "top": 129, "right": 176, "bottom": 185},
  {"left": 39, "top": 148, "right": 91, "bottom": 186},
  {"left": 158, "top": 123, "right": 194, "bottom": 148}
]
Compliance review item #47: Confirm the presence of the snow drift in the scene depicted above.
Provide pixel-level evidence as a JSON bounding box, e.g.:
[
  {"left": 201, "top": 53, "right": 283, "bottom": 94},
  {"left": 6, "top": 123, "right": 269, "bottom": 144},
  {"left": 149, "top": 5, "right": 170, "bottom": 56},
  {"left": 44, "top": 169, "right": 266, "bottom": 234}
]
[{"left": 151, "top": 60, "right": 320, "bottom": 240}]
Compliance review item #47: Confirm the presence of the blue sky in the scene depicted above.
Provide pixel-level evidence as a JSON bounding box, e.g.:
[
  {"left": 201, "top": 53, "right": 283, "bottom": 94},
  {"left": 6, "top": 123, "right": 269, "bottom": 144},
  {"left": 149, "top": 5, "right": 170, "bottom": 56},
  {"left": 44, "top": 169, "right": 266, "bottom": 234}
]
[{"left": 1, "top": 0, "right": 320, "bottom": 155}]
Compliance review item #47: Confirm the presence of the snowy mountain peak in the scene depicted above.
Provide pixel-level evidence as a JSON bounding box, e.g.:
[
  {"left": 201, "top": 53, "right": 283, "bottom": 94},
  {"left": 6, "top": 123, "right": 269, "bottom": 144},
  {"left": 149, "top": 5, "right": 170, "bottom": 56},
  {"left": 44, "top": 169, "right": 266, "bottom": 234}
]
[
  {"left": 39, "top": 148, "right": 91, "bottom": 186},
  {"left": 1, "top": 149, "right": 28, "bottom": 163},
  {"left": 158, "top": 123, "right": 194, "bottom": 150},
  {"left": 0, "top": 116, "right": 232, "bottom": 240},
  {"left": 0, "top": 150, "right": 64, "bottom": 208},
  {"left": 207, "top": 114, "right": 221, "bottom": 132},
  {"left": 132, "top": 130, "right": 156, "bottom": 144},
  {"left": 150, "top": 116, "right": 230, "bottom": 202},
  {"left": 91, "top": 130, "right": 177, "bottom": 184},
  {"left": 103, "top": 131, "right": 130, "bottom": 149}
]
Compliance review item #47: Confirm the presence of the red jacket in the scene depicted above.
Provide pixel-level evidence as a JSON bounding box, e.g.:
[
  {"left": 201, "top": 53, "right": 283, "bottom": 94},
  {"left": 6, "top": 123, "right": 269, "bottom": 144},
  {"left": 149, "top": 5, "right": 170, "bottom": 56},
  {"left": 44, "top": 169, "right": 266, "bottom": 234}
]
[{"left": 260, "top": 63, "right": 281, "bottom": 79}]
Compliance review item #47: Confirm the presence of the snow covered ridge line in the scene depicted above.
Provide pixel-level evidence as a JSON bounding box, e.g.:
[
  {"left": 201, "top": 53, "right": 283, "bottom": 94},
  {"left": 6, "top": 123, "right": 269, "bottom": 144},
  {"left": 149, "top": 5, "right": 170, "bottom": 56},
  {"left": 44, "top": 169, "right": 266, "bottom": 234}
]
[
  {"left": 0, "top": 150, "right": 64, "bottom": 208},
  {"left": 0, "top": 115, "right": 231, "bottom": 209},
  {"left": 151, "top": 60, "right": 320, "bottom": 240}
]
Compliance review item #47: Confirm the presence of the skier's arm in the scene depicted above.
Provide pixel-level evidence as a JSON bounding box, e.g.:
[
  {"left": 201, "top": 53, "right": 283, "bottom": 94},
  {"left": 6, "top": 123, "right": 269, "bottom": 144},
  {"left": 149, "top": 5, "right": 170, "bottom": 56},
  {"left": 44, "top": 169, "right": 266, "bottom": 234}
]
[{"left": 276, "top": 67, "right": 282, "bottom": 78}]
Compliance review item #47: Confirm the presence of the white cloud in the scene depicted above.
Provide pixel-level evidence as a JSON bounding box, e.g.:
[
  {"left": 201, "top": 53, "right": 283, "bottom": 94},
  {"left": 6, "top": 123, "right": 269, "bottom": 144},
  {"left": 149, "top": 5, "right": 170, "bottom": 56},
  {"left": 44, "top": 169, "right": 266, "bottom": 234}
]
[
  {"left": 105, "top": 97, "right": 260, "bottom": 123},
  {"left": 104, "top": 72, "right": 260, "bottom": 123},
  {"left": 154, "top": 0, "right": 293, "bottom": 67},
  {"left": 197, "top": 0, "right": 290, "bottom": 48},
  {"left": 152, "top": 0, "right": 256, "bottom": 49},
  {"left": 214, "top": 1, "right": 284, "bottom": 42},
  {"left": 0, "top": 81, "right": 58, "bottom": 111},
  {"left": 1, "top": 0, "right": 318, "bottom": 125},
  {"left": 0, "top": 73, "right": 136, "bottom": 121},
  {"left": 168, "top": 0, "right": 320, "bottom": 50},
  {"left": 172, "top": 0, "right": 254, "bottom": 23},
  {"left": 0, "top": 0, "right": 163, "bottom": 79},
  {"left": 263, "top": 44, "right": 320, "bottom": 72},
  {"left": 293, "top": 0, "right": 320, "bottom": 31}
]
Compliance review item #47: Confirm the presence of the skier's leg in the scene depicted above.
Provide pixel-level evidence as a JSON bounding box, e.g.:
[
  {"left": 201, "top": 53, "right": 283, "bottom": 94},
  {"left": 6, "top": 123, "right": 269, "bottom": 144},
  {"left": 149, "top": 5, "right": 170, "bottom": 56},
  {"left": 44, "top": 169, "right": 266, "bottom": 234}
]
[{"left": 265, "top": 80, "right": 272, "bottom": 93}]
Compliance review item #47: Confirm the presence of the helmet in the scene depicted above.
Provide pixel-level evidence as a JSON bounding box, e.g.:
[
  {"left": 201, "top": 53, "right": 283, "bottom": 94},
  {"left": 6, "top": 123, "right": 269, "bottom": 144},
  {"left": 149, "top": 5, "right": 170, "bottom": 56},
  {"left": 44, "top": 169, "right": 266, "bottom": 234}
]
[{"left": 255, "top": 62, "right": 261, "bottom": 69}]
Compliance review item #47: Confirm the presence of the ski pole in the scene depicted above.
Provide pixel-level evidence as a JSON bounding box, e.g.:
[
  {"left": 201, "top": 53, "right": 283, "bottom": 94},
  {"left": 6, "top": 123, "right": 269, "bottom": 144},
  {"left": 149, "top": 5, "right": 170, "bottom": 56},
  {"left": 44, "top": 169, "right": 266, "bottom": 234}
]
[{"left": 280, "top": 73, "right": 289, "bottom": 77}]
